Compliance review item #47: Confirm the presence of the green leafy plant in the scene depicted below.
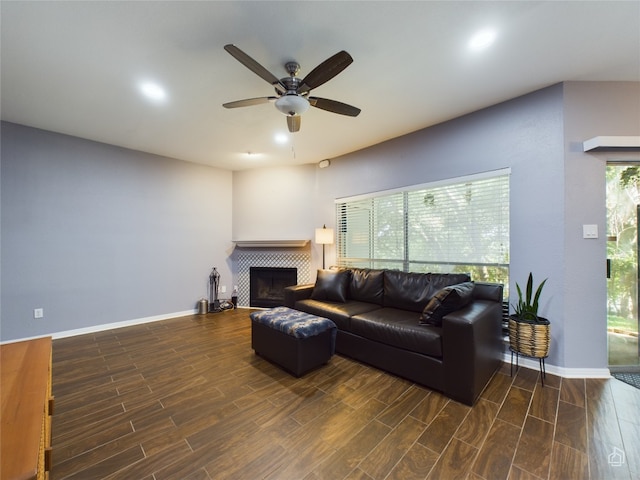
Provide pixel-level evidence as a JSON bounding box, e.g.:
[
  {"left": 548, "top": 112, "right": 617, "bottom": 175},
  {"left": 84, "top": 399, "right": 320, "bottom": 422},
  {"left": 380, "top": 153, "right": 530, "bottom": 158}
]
[{"left": 512, "top": 273, "right": 547, "bottom": 320}]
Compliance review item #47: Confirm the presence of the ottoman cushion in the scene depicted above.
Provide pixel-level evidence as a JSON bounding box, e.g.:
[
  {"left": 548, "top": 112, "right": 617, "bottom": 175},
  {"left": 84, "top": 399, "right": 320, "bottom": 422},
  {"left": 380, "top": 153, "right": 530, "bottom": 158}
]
[{"left": 250, "top": 306, "right": 337, "bottom": 347}]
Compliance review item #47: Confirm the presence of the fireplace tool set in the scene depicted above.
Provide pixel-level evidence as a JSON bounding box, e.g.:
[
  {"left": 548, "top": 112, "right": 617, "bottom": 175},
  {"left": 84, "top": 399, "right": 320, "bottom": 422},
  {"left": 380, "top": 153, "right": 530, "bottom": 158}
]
[{"left": 205, "top": 267, "right": 235, "bottom": 313}]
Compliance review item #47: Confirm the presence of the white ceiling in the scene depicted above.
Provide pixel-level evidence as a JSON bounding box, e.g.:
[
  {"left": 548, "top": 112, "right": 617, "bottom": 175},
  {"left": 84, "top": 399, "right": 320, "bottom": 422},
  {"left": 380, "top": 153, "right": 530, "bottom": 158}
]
[{"left": 2, "top": 1, "right": 639, "bottom": 171}]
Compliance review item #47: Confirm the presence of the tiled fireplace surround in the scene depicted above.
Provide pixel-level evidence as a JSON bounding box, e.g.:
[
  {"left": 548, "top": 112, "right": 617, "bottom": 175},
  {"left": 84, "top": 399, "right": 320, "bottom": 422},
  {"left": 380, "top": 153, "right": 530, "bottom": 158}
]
[{"left": 236, "top": 246, "right": 312, "bottom": 308}]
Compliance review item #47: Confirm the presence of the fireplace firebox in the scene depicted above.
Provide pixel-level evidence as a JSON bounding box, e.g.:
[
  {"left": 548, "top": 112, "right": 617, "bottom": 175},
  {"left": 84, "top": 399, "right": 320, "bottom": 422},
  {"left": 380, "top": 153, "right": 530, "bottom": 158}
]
[{"left": 250, "top": 267, "right": 297, "bottom": 308}]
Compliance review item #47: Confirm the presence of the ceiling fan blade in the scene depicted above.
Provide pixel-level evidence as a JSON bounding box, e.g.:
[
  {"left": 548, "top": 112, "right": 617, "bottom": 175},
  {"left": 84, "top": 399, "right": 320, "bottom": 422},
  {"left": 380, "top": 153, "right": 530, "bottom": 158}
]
[
  {"left": 223, "top": 97, "right": 276, "bottom": 109},
  {"left": 224, "top": 44, "right": 286, "bottom": 92},
  {"left": 287, "top": 115, "right": 301, "bottom": 133},
  {"left": 297, "top": 51, "right": 353, "bottom": 94},
  {"left": 309, "top": 97, "right": 361, "bottom": 117}
]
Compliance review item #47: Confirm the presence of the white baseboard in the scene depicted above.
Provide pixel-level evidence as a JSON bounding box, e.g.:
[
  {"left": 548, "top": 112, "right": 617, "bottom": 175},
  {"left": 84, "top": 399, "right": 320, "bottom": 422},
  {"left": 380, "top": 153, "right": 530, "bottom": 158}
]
[
  {"left": 51, "top": 309, "right": 198, "bottom": 340},
  {"left": 502, "top": 352, "right": 611, "bottom": 378}
]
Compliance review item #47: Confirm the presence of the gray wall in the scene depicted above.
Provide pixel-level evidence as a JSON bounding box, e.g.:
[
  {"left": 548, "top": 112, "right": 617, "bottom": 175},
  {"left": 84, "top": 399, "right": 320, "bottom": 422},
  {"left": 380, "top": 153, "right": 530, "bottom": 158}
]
[
  {"left": 233, "top": 82, "right": 640, "bottom": 371},
  {"left": 562, "top": 82, "right": 640, "bottom": 368},
  {"left": 1, "top": 122, "right": 233, "bottom": 341},
  {"left": 4, "top": 81, "right": 638, "bottom": 370}
]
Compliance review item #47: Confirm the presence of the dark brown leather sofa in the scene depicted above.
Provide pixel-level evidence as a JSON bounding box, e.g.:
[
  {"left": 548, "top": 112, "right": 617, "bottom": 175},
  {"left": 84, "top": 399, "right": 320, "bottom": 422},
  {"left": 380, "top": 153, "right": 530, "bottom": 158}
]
[{"left": 284, "top": 268, "right": 504, "bottom": 405}]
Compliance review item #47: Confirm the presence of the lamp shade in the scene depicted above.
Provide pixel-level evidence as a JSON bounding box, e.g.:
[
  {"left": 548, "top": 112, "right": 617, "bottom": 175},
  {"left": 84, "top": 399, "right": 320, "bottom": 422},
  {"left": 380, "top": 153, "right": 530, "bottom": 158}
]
[{"left": 315, "top": 226, "right": 334, "bottom": 245}]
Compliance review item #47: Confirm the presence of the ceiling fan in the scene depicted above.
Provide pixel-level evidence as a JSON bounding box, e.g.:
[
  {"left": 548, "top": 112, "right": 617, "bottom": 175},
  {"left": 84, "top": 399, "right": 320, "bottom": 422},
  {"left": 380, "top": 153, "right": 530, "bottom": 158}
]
[{"left": 222, "top": 44, "right": 361, "bottom": 133}]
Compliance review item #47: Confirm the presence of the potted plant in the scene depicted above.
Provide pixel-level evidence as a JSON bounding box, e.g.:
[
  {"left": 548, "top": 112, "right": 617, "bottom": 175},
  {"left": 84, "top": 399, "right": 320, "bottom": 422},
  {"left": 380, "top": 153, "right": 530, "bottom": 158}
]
[{"left": 509, "top": 273, "right": 550, "bottom": 358}]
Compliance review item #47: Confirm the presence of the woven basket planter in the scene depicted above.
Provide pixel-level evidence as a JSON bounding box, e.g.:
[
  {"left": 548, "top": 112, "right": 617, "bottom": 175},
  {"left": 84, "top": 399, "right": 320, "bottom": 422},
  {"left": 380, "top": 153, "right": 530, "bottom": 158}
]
[{"left": 508, "top": 314, "right": 550, "bottom": 358}]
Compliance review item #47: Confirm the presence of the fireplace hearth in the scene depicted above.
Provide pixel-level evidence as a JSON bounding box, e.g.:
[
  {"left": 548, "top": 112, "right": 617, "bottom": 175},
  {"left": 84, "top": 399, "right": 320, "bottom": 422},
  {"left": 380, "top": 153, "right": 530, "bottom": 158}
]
[{"left": 250, "top": 267, "right": 297, "bottom": 308}]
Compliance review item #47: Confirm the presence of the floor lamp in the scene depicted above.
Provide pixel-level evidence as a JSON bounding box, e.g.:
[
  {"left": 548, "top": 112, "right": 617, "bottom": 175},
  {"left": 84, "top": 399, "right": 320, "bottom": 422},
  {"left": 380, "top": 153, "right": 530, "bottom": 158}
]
[{"left": 315, "top": 225, "right": 334, "bottom": 269}]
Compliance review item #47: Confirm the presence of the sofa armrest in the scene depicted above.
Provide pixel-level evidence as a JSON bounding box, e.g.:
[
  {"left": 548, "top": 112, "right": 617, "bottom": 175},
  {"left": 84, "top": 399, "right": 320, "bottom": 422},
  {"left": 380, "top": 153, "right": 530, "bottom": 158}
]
[
  {"left": 441, "top": 295, "right": 503, "bottom": 405},
  {"left": 283, "top": 284, "right": 314, "bottom": 308}
]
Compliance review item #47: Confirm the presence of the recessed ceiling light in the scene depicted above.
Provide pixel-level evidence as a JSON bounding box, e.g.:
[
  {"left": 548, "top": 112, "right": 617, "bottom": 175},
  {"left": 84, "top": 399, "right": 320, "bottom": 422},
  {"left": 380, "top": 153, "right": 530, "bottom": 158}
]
[
  {"left": 469, "top": 29, "right": 497, "bottom": 51},
  {"left": 139, "top": 81, "right": 167, "bottom": 102},
  {"left": 274, "top": 133, "right": 289, "bottom": 144}
]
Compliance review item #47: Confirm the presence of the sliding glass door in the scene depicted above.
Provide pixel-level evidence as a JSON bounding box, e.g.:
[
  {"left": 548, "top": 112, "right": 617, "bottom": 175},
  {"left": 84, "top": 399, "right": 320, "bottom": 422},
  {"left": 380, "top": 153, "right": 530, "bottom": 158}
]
[{"left": 606, "top": 164, "right": 640, "bottom": 370}]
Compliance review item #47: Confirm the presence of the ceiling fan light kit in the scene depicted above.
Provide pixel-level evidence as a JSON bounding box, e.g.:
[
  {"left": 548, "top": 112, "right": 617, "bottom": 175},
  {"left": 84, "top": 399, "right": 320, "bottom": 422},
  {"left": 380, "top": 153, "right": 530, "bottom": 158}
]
[
  {"left": 275, "top": 95, "right": 310, "bottom": 116},
  {"left": 223, "top": 44, "right": 361, "bottom": 133}
]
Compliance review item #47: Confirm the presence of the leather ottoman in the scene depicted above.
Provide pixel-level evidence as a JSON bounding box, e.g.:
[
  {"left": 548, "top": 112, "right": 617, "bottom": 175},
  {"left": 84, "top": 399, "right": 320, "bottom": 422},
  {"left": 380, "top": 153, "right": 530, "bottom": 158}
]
[{"left": 250, "top": 307, "right": 337, "bottom": 377}]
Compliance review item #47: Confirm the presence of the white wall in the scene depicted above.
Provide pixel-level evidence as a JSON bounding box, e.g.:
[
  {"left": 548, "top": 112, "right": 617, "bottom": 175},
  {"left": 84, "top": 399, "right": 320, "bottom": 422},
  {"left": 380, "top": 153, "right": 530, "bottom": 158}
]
[
  {"left": 232, "top": 164, "right": 322, "bottom": 275},
  {"left": 1, "top": 122, "right": 233, "bottom": 341},
  {"left": 232, "top": 164, "right": 317, "bottom": 241}
]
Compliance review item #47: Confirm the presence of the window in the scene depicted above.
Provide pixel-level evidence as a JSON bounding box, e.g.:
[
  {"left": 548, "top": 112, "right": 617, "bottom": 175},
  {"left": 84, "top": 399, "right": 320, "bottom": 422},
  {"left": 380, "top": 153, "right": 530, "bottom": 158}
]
[{"left": 336, "top": 170, "right": 509, "bottom": 287}]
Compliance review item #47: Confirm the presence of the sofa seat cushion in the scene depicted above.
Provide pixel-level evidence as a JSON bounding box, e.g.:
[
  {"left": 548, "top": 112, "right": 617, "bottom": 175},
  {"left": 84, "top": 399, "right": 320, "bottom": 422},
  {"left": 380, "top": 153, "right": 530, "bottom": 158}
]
[
  {"left": 350, "top": 308, "right": 443, "bottom": 358},
  {"left": 295, "top": 299, "right": 381, "bottom": 330}
]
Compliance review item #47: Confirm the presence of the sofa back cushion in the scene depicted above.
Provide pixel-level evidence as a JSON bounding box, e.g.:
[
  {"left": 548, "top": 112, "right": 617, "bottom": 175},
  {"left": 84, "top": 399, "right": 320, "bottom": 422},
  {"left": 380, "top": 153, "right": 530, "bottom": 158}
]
[
  {"left": 349, "top": 268, "right": 385, "bottom": 305},
  {"left": 428, "top": 273, "right": 472, "bottom": 295},
  {"left": 311, "top": 269, "right": 350, "bottom": 303},
  {"left": 383, "top": 271, "right": 471, "bottom": 312}
]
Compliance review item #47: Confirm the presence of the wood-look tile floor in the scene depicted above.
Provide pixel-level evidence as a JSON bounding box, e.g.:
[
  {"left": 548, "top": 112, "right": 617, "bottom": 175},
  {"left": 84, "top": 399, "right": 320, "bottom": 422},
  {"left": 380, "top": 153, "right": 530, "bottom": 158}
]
[{"left": 50, "top": 309, "right": 640, "bottom": 480}]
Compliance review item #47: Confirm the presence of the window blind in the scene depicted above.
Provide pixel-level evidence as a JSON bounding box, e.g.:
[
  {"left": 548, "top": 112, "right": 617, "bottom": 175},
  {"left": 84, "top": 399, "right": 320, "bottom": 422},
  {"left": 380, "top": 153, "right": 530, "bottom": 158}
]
[{"left": 336, "top": 172, "right": 509, "bottom": 285}]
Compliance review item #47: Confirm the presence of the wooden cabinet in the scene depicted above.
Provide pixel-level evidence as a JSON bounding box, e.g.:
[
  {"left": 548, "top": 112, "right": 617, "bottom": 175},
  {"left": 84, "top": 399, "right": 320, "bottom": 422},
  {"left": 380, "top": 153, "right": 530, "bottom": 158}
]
[{"left": 1, "top": 337, "right": 53, "bottom": 480}]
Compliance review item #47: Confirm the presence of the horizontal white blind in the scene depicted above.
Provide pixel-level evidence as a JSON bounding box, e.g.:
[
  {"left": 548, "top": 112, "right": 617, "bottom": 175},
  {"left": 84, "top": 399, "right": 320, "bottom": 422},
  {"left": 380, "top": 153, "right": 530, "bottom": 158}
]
[
  {"left": 336, "top": 193, "right": 404, "bottom": 268},
  {"left": 336, "top": 173, "right": 509, "bottom": 283},
  {"left": 407, "top": 175, "right": 509, "bottom": 264}
]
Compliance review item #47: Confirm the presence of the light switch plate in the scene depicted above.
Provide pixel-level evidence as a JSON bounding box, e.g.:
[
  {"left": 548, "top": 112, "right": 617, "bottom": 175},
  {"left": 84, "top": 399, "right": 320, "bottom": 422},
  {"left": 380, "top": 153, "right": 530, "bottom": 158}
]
[{"left": 583, "top": 224, "right": 598, "bottom": 239}]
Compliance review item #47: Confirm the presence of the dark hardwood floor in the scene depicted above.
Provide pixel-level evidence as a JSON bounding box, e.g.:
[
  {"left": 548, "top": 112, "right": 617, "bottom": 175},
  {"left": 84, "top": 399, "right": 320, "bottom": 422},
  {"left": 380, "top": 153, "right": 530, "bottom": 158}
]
[{"left": 50, "top": 309, "right": 640, "bottom": 479}]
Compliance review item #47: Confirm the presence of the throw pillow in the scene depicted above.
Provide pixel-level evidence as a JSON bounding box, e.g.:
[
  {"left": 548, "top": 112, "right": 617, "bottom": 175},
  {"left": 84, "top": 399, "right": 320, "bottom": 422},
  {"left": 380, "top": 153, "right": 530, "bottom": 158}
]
[
  {"left": 311, "top": 269, "right": 349, "bottom": 303},
  {"left": 419, "top": 281, "right": 475, "bottom": 326}
]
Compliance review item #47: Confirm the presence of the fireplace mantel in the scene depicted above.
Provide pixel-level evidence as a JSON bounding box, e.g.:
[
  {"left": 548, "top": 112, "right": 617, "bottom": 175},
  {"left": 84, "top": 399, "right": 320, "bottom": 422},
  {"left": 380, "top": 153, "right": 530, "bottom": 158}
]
[{"left": 234, "top": 240, "right": 310, "bottom": 248}]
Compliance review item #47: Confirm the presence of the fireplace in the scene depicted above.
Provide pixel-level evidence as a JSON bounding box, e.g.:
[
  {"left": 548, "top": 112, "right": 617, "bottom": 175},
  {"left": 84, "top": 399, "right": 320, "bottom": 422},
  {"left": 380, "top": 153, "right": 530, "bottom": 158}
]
[
  {"left": 250, "top": 267, "right": 298, "bottom": 308},
  {"left": 236, "top": 246, "right": 311, "bottom": 308}
]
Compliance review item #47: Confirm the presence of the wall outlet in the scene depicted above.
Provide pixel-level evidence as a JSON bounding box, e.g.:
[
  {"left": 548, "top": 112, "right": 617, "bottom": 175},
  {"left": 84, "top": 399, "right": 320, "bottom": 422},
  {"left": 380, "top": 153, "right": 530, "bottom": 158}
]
[
  {"left": 220, "top": 285, "right": 227, "bottom": 294},
  {"left": 34, "top": 308, "right": 44, "bottom": 319}
]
